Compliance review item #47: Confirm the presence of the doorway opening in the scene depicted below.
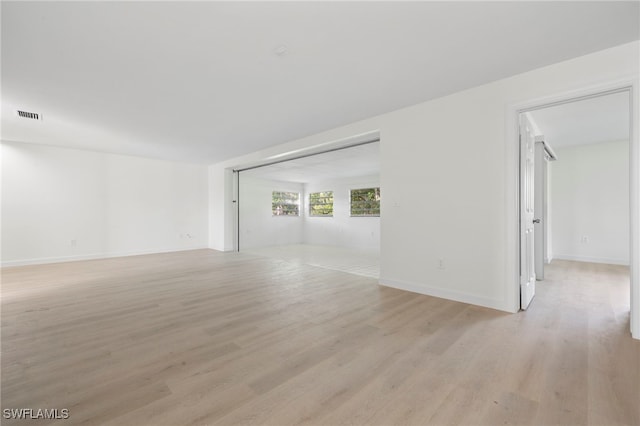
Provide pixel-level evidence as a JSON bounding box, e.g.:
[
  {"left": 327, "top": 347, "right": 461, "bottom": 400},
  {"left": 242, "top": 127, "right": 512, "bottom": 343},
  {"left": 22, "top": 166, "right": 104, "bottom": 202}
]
[
  {"left": 517, "top": 88, "right": 635, "bottom": 334},
  {"left": 234, "top": 140, "right": 381, "bottom": 279}
]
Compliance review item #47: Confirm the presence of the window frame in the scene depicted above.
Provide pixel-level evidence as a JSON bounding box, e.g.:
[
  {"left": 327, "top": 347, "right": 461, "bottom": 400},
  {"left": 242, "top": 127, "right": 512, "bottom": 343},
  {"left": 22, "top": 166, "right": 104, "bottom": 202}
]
[
  {"left": 308, "top": 191, "right": 334, "bottom": 217},
  {"left": 349, "top": 187, "right": 381, "bottom": 217},
  {"left": 272, "top": 191, "right": 300, "bottom": 217}
]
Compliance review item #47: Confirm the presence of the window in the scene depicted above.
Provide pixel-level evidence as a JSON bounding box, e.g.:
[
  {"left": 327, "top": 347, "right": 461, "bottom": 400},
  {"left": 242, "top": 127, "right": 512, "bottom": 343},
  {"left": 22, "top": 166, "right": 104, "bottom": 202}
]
[
  {"left": 309, "top": 191, "right": 333, "bottom": 216},
  {"left": 272, "top": 191, "right": 300, "bottom": 216},
  {"left": 350, "top": 187, "right": 380, "bottom": 217}
]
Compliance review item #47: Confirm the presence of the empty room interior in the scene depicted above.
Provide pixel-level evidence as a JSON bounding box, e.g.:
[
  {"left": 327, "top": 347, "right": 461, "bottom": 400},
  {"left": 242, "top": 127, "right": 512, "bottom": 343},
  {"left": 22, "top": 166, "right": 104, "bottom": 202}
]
[
  {"left": 1, "top": 2, "right": 639, "bottom": 425},
  {"left": 238, "top": 141, "right": 380, "bottom": 278}
]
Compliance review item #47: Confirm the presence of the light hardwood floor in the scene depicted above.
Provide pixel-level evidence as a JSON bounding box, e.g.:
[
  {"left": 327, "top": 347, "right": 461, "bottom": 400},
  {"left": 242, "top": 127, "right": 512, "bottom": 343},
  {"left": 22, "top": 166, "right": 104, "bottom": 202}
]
[
  {"left": 2, "top": 250, "right": 638, "bottom": 425},
  {"left": 243, "top": 244, "right": 379, "bottom": 279}
]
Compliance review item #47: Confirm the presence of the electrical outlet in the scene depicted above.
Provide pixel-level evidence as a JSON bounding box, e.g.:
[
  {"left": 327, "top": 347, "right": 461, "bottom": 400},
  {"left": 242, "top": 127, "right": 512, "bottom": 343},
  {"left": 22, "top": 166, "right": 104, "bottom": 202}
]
[
  {"left": 581, "top": 235, "right": 589, "bottom": 244},
  {"left": 438, "top": 258, "right": 445, "bottom": 269},
  {"left": 70, "top": 239, "right": 77, "bottom": 247}
]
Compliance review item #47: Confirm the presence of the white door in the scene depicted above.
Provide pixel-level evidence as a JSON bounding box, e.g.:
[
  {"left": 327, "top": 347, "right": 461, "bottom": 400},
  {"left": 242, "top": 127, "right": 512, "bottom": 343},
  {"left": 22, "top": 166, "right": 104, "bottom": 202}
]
[{"left": 520, "top": 114, "right": 536, "bottom": 309}]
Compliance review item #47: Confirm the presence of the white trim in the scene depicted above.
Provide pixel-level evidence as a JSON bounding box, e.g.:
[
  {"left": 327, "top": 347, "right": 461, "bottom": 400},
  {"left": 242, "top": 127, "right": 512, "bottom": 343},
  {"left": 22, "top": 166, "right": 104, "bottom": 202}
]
[
  {"left": 232, "top": 130, "right": 381, "bottom": 172},
  {"left": 1, "top": 246, "right": 210, "bottom": 268},
  {"left": 630, "top": 79, "right": 640, "bottom": 339},
  {"left": 379, "top": 277, "right": 505, "bottom": 312},
  {"left": 552, "top": 255, "right": 630, "bottom": 266},
  {"left": 506, "top": 77, "right": 640, "bottom": 340}
]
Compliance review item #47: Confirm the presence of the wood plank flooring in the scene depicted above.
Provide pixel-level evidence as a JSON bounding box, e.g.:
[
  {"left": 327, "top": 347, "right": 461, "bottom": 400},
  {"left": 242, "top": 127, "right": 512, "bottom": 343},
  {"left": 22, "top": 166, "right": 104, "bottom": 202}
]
[
  {"left": 1, "top": 250, "right": 638, "bottom": 425},
  {"left": 243, "top": 245, "right": 379, "bottom": 279}
]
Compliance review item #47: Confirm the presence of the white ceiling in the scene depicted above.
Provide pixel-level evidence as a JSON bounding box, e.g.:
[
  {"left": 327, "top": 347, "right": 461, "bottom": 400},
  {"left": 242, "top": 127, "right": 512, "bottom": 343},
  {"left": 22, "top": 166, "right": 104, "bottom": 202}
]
[
  {"left": 241, "top": 142, "right": 380, "bottom": 184},
  {"left": 2, "top": 2, "right": 638, "bottom": 164},
  {"left": 528, "top": 91, "right": 630, "bottom": 149}
]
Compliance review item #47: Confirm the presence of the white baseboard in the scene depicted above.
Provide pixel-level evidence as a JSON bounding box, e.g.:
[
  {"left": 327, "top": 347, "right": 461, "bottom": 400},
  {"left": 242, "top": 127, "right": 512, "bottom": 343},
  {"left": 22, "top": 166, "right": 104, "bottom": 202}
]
[
  {"left": 378, "top": 277, "right": 510, "bottom": 313},
  {"left": 552, "top": 254, "right": 629, "bottom": 266},
  {"left": 1, "top": 246, "right": 210, "bottom": 268}
]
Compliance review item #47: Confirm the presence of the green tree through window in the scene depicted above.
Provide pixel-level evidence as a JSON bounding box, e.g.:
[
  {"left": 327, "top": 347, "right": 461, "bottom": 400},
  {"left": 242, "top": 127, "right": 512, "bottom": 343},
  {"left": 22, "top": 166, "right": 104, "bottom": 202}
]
[
  {"left": 350, "top": 187, "right": 380, "bottom": 216},
  {"left": 272, "top": 191, "right": 299, "bottom": 216},
  {"left": 309, "top": 191, "right": 333, "bottom": 216}
]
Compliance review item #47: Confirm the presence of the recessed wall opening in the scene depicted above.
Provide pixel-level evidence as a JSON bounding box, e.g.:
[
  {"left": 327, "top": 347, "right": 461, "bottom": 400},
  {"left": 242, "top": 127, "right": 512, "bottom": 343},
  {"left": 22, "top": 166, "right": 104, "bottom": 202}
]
[
  {"left": 518, "top": 89, "right": 632, "bottom": 328},
  {"left": 235, "top": 141, "right": 381, "bottom": 278}
]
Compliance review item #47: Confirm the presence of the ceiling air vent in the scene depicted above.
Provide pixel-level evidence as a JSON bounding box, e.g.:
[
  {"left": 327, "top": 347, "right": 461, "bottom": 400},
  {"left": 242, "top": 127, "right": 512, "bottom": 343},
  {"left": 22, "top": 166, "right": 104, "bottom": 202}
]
[{"left": 17, "top": 110, "right": 41, "bottom": 121}]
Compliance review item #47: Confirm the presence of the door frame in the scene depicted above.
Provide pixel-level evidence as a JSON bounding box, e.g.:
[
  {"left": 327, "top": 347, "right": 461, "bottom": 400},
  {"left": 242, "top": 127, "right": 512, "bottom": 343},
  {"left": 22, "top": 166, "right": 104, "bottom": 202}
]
[
  {"left": 505, "top": 78, "right": 639, "bottom": 339},
  {"left": 534, "top": 136, "right": 555, "bottom": 281}
]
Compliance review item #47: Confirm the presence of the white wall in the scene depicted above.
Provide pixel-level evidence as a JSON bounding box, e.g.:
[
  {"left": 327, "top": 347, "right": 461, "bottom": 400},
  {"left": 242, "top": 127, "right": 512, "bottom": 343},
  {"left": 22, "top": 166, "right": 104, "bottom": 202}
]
[
  {"left": 551, "top": 140, "right": 629, "bottom": 265},
  {"left": 238, "top": 175, "right": 304, "bottom": 249},
  {"left": 209, "top": 41, "right": 639, "bottom": 315},
  {"left": 1, "top": 141, "right": 208, "bottom": 266},
  {"left": 208, "top": 167, "right": 235, "bottom": 252},
  {"left": 304, "top": 175, "right": 380, "bottom": 251}
]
